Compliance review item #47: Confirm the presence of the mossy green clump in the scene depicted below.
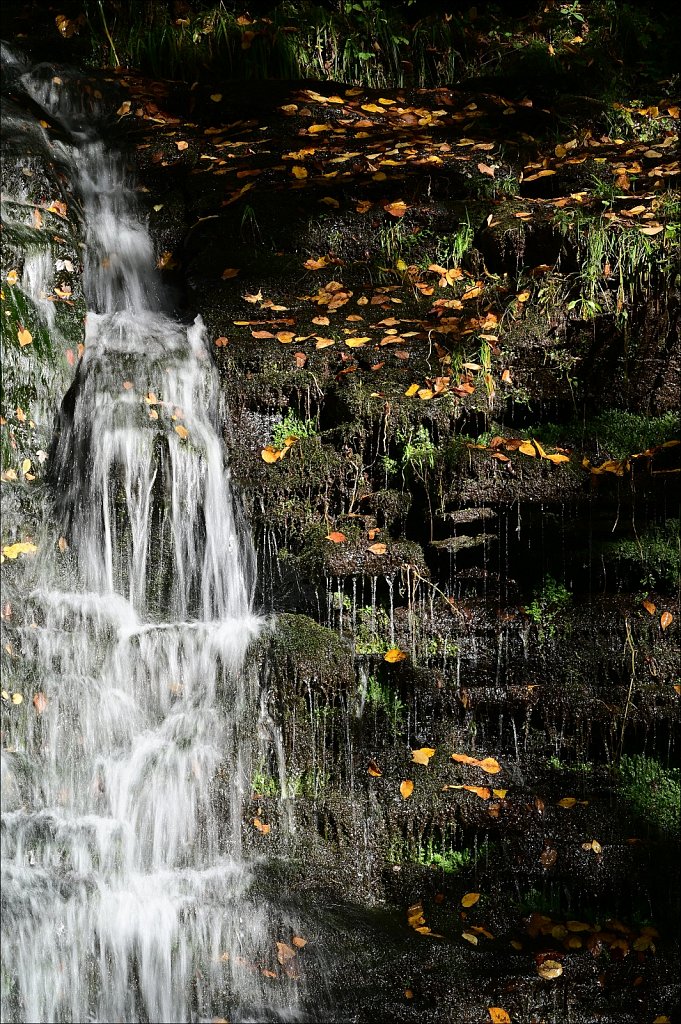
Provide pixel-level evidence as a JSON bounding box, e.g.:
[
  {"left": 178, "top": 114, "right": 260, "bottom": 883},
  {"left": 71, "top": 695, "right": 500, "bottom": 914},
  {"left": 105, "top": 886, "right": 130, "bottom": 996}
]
[
  {"left": 601, "top": 519, "right": 680, "bottom": 593},
  {"left": 269, "top": 612, "right": 354, "bottom": 688},
  {"left": 617, "top": 754, "right": 680, "bottom": 839}
]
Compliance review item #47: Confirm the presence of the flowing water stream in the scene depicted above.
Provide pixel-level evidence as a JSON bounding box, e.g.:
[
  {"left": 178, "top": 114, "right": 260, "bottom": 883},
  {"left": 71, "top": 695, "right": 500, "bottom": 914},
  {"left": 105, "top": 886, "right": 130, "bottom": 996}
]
[{"left": 1, "top": 61, "right": 302, "bottom": 1024}]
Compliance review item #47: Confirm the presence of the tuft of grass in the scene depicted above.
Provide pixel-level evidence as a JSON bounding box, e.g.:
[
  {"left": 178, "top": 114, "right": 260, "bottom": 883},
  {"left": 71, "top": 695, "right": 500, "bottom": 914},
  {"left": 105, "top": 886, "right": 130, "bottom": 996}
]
[{"left": 617, "top": 755, "right": 680, "bottom": 839}]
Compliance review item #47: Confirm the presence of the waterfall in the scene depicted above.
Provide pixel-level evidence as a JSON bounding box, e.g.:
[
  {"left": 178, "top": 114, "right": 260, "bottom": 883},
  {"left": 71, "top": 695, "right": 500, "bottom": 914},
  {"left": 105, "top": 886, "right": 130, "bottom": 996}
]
[{"left": 1, "top": 63, "right": 301, "bottom": 1024}]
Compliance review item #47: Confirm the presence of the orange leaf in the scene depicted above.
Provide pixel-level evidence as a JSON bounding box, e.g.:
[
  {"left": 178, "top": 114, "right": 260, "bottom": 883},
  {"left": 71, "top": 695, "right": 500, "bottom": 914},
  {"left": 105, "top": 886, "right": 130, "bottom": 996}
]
[
  {"left": 304, "top": 256, "right": 329, "bottom": 270},
  {"left": 276, "top": 332, "right": 295, "bottom": 344},
  {"left": 384, "top": 200, "right": 408, "bottom": 217},
  {"left": 253, "top": 817, "right": 271, "bottom": 834},
  {"left": 450, "top": 753, "right": 501, "bottom": 774},
  {"left": 660, "top": 611, "right": 673, "bottom": 630},
  {"left": 477, "top": 162, "right": 495, "bottom": 177},
  {"left": 292, "top": 936, "right": 307, "bottom": 948},
  {"left": 384, "top": 647, "right": 407, "bottom": 663},
  {"left": 175, "top": 140, "right": 189, "bottom": 151},
  {"left": 174, "top": 425, "right": 189, "bottom": 440},
  {"left": 400, "top": 779, "right": 414, "bottom": 799},
  {"left": 518, "top": 440, "right": 536, "bottom": 457},
  {"left": 642, "top": 599, "right": 656, "bottom": 615},
  {"left": 261, "top": 446, "right": 281, "bottom": 464},
  {"left": 368, "top": 759, "right": 383, "bottom": 777},
  {"left": 488, "top": 1009, "right": 511, "bottom": 1024},
  {"left": 326, "top": 531, "right": 346, "bottom": 543},
  {"left": 368, "top": 542, "right": 387, "bottom": 555},
  {"left": 17, "top": 327, "right": 33, "bottom": 347}
]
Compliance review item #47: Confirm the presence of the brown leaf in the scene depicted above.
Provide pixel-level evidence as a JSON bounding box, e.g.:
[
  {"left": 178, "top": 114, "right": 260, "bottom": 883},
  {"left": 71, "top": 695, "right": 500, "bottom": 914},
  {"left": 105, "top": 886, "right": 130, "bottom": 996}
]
[
  {"left": 384, "top": 200, "right": 408, "bottom": 217},
  {"left": 276, "top": 942, "right": 296, "bottom": 965},
  {"left": 642, "top": 599, "right": 656, "bottom": 615},
  {"left": 477, "top": 162, "right": 495, "bottom": 177},
  {"left": 368, "top": 759, "right": 383, "bottom": 777},
  {"left": 32, "top": 692, "right": 48, "bottom": 714},
  {"left": 368, "top": 542, "right": 387, "bottom": 555},
  {"left": 221, "top": 267, "right": 239, "bottom": 279}
]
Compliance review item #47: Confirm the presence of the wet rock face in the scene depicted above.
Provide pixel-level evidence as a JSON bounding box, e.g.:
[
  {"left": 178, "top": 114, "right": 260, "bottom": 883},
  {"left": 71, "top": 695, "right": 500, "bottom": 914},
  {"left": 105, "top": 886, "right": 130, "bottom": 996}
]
[{"left": 2, "top": 39, "right": 679, "bottom": 1023}]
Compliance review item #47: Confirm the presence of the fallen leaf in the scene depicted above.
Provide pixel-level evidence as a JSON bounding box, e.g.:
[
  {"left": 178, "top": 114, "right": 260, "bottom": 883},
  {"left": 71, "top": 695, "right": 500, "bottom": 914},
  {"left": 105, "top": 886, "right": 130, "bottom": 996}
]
[
  {"left": 292, "top": 165, "right": 308, "bottom": 179},
  {"left": 221, "top": 267, "right": 239, "bottom": 279},
  {"left": 488, "top": 1010, "right": 511, "bottom": 1024},
  {"left": 326, "top": 531, "right": 346, "bottom": 543},
  {"left": 384, "top": 647, "right": 407, "bottom": 663},
  {"left": 292, "top": 936, "right": 307, "bottom": 948},
  {"left": 518, "top": 440, "right": 536, "bottom": 457},
  {"left": 368, "top": 759, "right": 383, "bottom": 777},
  {"left": 32, "top": 692, "right": 48, "bottom": 713},
  {"left": 477, "top": 162, "right": 495, "bottom": 177},
  {"left": 461, "top": 892, "right": 480, "bottom": 908},
  {"left": 304, "top": 256, "right": 329, "bottom": 270},
  {"left": 384, "top": 200, "right": 408, "bottom": 217},
  {"left": 276, "top": 942, "right": 296, "bottom": 965},
  {"left": 17, "top": 327, "right": 33, "bottom": 347},
  {"left": 462, "top": 931, "right": 478, "bottom": 945},
  {"left": 253, "top": 817, "right": 270, "bottom": 834},
  {"left": 368, "top": 542, "right": 387, "bottom": 555},
  {"left": 660, "top": 611, "right": 673, "bottom": 630},
  {"left": 175, "top": 140, "right": 189, "bottom": 151},
  {"left": 642, "top": 599, "right": 656, "bottom": 615},
  {"left": 537, "top": 959, "right": 563, "bottom": 980},
  {"left": 411, "top": 747, "right": 436, "bottom": 766},
  {"left": 2, "top": 542, "right": 38, "bottom": 559},
  {"left": 451, "top": 753, "right": 501, "bottom": 774},
  {"left": 400, "top": 779, "right": 414, "bottom": 800}
]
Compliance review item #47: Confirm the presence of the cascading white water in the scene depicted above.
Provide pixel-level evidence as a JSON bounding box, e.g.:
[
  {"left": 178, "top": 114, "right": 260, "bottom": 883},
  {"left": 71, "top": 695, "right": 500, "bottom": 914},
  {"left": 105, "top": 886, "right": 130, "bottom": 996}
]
[{"left": 1, "top": 64, "right": 302, "bottom": 1024}]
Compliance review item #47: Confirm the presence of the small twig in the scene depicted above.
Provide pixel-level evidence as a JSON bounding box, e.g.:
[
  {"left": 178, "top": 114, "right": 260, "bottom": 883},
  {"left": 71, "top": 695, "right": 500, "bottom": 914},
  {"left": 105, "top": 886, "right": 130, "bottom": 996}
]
[
  {"left": 97, "top": 0, "right": 120, "bottom": 68},
  {"left": 617, "top": 617, "right": 637, "bottom": 763}
]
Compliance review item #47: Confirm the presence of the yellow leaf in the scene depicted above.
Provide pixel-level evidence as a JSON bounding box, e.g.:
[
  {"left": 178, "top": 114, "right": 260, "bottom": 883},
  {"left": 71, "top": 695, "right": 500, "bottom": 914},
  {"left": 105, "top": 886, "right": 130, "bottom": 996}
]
[
  {"left": 400, "top": 779, "right": 414, "bottom": 799},
  {"left": 518, "top": 440, "right": 536, "bottom": 457},
  {"left": 210, "top": 93, "right": 222, "bottom": 102},
  {"left": 12, "top": 693, "right": 24, "bottom": 705},
  {"left": 304, "top": 256, "right": 328, "bottom": 270},
  {"left": 276, "top": 332, "right": 296, "bottom": 344},
  {"left": 346, "top": 337, "right": 370, "bottom": 347},
  {"left": 404, "top": 383, "right": 420, "bottom": 397},
  {"left": 557, "top": 797, "right": 577, "bottom": 808},
  {"left": 261, "top": 446, "right": 281, "bottom": 464},
  {"left": 319, "top": 196, "right": 339, "bottom": 207},
  {"left": 18, "top": 327, "right": 33, "bottom": 347},
  {"left": 492, "top": 788, "right": 507, "bottom": 798},
  {"left": 462, "top": 931, "right": 478, "bottom": 945},
  {"left": 21, "top": 459, "right": 32, "bottom": 475},
  {"left": 660, "top": 611, "right": 673, "bottom": 630},
  {"left": 361, "top": 103, "right": 384, "bottom": 113},
  {"left": 307, "top": 124, "right": 331, "bottom": 134},
  {"left": 2, "top": 542, "right": 38, "bottom": 559},
  {"left": 488, "top": 1010, "right": 511, "bottom": 1024},
  {"left": 411, "top": 747, "right": 436, "bottom": 766},
  {"left": 461, "top": 892, "right": 480, "bottom": 908},
  {"left": 292, "top": 166, "right": 308, "bottom": 179},
  {"left": 417, "top": 388, "right": 434, "bottom": 400},
  {"left": 6, "top": 269, "right": 19, "bottom": 285},
  {"left": 174, "top": 425, "right": 189, "bottom": 440},
  {"left": 537, "top": 959, "right": 563, "bottom": 980},
  {"left": 384, "top": 647, "right": 407, "bottom": 663}
]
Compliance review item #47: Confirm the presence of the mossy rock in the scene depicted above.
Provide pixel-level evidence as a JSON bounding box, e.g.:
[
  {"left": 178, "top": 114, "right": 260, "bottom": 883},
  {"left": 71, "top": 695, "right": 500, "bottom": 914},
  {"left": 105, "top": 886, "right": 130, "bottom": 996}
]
[{"left": 264, "top": 612, "right": 354, "bottom": 691}]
